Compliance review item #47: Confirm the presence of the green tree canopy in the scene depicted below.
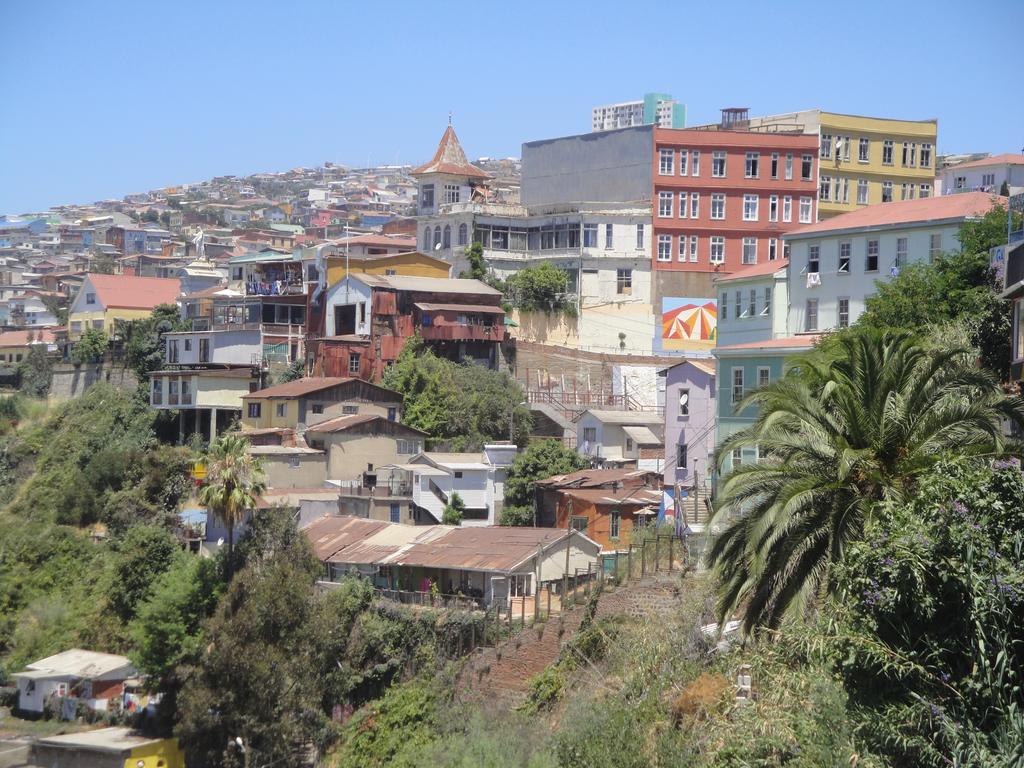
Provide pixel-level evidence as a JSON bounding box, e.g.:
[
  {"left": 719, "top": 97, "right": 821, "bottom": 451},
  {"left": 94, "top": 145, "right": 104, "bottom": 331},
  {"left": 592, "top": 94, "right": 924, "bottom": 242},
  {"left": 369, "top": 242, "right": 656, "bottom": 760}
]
[
  {"left": 71, "top": 327, "right": 109, "bottom": 365},
  {"left": 501, "top": 440, "right": 588, "bottom": 525},
  {"left": 382, "top": 338, "right": 532, "bottom": 449},
  {"left": 107, "top": 524, "right": 183, "bottom": 623},
  {"left": 504, "top": 263, "right": 576, "bottom": 315},
  {"left": 709, "top": 328, "right": 1024, "bottom": 634},
  {"left": 123, "top": 303, "right": 187, "bottom": 384},
  {"left": 198, "top": 435, "right": 266, "bottom": 574}
]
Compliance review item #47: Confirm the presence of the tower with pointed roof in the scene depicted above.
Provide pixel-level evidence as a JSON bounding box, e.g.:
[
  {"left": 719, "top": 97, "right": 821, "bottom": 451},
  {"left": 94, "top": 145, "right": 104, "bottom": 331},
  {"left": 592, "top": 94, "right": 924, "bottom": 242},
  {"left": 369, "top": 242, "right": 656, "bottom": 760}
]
[{"left": 412, "top": 123, "right": 491, "bottom": 217}]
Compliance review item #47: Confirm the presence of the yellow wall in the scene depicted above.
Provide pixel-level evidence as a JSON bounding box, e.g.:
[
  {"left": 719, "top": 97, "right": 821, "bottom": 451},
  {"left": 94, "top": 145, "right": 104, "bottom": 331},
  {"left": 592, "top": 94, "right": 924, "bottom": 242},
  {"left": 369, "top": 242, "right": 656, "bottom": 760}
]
[
  {"left": 241, "top": 398, "right": 398, "bottom": 431},
  {"left": 242, "top": 397, "right": 299, "bottom": 430},
  {"left": 817, "top": 112, "right": 938, "bottom": 218},
  {"left": 0, "top": 344, "right": 32, "bottom": 363},
  {"left": 68, "top": 307, "right": 155, "bottom": 337},
  {"left": 195, "top": 376, "right": 252, "bottom": 409},
  {"left": 325, "top": 251, "right": 450, "bottom": 286},
  {"left": 126, "top": 737, "right": 185, "bottom": 768}
]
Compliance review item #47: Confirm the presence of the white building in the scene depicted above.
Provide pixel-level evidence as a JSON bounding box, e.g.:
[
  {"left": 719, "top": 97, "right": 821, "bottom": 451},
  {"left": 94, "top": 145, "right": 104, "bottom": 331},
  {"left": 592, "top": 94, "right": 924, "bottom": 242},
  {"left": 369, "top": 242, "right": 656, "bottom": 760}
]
[
  {"left": 938, "top": 153, "right": 1024, "bottom": 196},
  {"left": 783, "top": 192, "right": 1004, "bottom": 335},
  {"left": 576, "top": 409, "right": 664, "bottom": 471},
  {"left": 405, "top": 444, "right": 517, "bottom": 526},
  {"left": 591, "top": 92, "right": 685, "bottom": 132},
  {"left": 12, "top": 649, "right": 137, "bottom": 715}
]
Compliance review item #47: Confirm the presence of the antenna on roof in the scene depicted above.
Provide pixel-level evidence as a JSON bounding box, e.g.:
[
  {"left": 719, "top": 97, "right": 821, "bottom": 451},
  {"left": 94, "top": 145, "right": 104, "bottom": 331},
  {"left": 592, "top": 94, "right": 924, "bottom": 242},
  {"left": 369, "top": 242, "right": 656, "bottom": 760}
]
[{"left": 448, "top": 111, "right": 452, "bottom": 126}]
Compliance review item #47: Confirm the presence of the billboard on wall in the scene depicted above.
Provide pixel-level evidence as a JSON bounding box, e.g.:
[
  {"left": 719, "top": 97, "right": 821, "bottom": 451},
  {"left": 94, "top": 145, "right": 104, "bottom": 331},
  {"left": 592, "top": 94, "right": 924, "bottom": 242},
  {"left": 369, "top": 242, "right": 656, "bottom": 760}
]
[{"left": 657, "top": 297, "right": 717, "bottom": 353}]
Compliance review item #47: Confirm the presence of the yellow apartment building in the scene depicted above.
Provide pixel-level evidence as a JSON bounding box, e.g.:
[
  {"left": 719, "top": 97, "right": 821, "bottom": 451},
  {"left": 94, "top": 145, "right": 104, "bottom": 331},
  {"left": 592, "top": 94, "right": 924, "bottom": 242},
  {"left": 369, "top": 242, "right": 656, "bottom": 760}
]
[{"left": 748, "top": 109, "right": 938, "bottom": 218}]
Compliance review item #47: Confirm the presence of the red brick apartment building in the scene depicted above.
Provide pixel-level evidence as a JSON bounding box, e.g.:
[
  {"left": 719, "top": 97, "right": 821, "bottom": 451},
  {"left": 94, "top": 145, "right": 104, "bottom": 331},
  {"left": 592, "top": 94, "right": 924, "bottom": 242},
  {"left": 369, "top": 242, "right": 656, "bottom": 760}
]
[{"left": 651, "top": 121, "right": 818, "bottom": 286}]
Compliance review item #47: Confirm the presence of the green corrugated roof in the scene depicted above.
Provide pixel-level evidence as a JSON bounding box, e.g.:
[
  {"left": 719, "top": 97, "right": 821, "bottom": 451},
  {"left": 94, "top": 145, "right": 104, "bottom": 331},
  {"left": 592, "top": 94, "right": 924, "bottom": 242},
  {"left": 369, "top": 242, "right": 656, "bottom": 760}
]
[{"left": 227, "top": 249, "right": 297, "bottom": 265}]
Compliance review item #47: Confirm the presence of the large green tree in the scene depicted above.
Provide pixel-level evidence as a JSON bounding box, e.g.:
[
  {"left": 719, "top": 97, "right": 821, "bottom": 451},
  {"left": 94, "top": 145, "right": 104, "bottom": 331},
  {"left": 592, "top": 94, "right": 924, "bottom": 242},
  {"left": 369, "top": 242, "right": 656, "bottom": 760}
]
[
  {"left": 175, "top": 511, "right": 323, "bottom": 768},
  {"left": 123, "top": 303, "right": 187, "bottom": 384},
  {"left": 859, "top": 205, "right": 1012, "bottom": 378},
  {"left": 382, "top": 338, "right": 532, "bottom": 449},
  {"left": 198, "top": 435, "right": 266, "bottom": 574},
  {"left": 501, "top": 440, "right": 587, "bottom": 525},
  {"left": 709, "top": 329, "right": 1024, "bottom": 634}
]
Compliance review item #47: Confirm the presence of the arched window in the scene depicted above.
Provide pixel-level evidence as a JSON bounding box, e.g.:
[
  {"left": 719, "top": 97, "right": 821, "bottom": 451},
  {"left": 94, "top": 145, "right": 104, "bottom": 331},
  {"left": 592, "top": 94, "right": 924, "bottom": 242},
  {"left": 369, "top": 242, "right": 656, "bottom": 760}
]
[
  {"left": 423, "top": 227, "right": 431, "bottom": 251},
  {"left": 458, "top": 223, "right": 468, "bottom": 246},
  {"left": 442, "top": 225, "right": 451, "bottom": 248},
  {"left": 433, "top": 226, "right": 441, "bottom": 250}
]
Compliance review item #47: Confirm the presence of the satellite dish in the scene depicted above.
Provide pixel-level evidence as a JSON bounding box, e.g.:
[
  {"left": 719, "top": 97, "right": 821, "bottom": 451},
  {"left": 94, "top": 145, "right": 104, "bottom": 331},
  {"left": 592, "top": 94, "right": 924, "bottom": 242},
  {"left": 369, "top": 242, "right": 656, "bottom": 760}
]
[
  {"left": 217, "top": 537, "right": 225, "bottom": 547},
  {"left": 434, "top": 242, "right": 442, "bottom": 251},
  {"left": 679, "top": 391, "right": 689, "bottom": 407}
]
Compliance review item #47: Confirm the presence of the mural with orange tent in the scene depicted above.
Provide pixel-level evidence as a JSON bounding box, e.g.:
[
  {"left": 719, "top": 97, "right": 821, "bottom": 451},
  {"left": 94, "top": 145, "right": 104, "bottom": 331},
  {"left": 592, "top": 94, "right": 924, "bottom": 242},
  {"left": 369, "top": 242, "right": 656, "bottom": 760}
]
[{"left": 657, "top": 297, "right": 717, "bottom": 353}]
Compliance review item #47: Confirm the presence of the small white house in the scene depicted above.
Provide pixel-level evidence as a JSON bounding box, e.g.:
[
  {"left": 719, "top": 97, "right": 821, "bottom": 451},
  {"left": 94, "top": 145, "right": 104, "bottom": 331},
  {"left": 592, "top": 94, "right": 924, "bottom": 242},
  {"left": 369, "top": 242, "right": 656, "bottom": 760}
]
[
  {"left": 12, "top": 649, "right": 138, "bottom": 715},
  {"left": 576, "top": 409, "right": 664, "bottom": 472},
  {"left": 403, "top": 444, "right": 517, "bottom": 525}
]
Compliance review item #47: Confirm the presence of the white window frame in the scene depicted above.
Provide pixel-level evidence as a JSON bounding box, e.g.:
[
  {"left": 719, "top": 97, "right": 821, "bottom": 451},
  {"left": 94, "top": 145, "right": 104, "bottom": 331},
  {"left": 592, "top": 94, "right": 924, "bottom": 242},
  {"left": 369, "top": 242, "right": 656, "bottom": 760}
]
[
  {"left": 636, "top": 224, "right": 645, "bottom": 250},
  {"left": 678, "top": 149, "right": 689, "bottom": 176},
  {"left": 858, "top": 138, "right": 870, "bottom": 163},
  {"left": 741, "top": 237, "right": 757, "bottom": 265},
  {"left": 657, "top": 234, "right": 672, "bottom": 262},
  {"left": 820, "top": 175, "right": 832, "bottom": 202},
  {"left": 678, "top": 191, "right": 688, "bottom": 219},
  {"left": 857, "top": 179, "right": 869, "bottom": 205},
  {"left": 658, "top": 148, "right": 674, "bottom": 175},
  {"left": 785, "top": 153, "right": 793, "bottom": 180},
  {"left": 782, "top": 196, "right": 792, "bottom": 223},
  {"left": 711, "top": 193, "right": 726, "bottom": 220},
  {"left": 658, "top": 191, "right": 673, "bottom": 217},
  {"left": 689, "top": 235, "right": 698, "bottom": 262},
  {"left": 770, "top": 152, "right": 779, "bottom": 179},
  {"left": 691, "top": 150, "right": 700, "bottom": 176},
  {"left": 712, "top": 150, "right": 727, "bottom": 178},
  {"left": 744, "top": 151, "right": 759, "bottom": 179},
  {"left": 896, "top": 237, "right": 908, "bottom": 267},
  {"left": 820, "top": 133, "right": 833, "bottom": 159},
  {"left": 838, "top": 297, "right": 850, "bottom": 328},
  {"left": 768, "top": 195, "right": 778, "bottom": 222},
  {"left": 710, "top": 236, "right": 725, "bottom": 264},
  {"left": 866, "top": 239, "right": 880, "bottom": 272},
  {"left": 768, "top": 238, "right": 777, "bottom": 261},
  {"left": 798, "top": 196, "right": 812, "bottom": 224},
  {"left": 742, "top": 194, "right": 759, "bottom": 222},
  {"left": 678, "top": 235, "right": 687, "bottom": 261},
  {"left": 731, "top": 367, "right": 744, "bottom": 404},
  {"left": 805, "top": 298, "right": 819, "bottom": 331},
  {"left": 757, "top": 366, "right": 770, "bottom": 388},
  {"left": 690, "top": 192, "right": 699, "bottom": 218}
]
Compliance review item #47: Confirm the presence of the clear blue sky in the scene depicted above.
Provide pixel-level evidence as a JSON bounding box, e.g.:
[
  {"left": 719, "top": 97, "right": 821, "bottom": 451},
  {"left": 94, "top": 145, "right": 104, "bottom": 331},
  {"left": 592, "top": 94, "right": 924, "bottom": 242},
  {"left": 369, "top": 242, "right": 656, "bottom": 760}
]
[{"left": 2, "top": 0, "right": 1021, "bottom": 215}]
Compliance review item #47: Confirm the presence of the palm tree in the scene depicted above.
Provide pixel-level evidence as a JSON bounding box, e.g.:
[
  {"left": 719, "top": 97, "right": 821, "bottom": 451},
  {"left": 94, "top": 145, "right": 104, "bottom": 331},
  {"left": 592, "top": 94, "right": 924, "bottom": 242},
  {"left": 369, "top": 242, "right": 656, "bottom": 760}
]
[
  {"left": 198, "top": 434, "right": 266, "bottom": 575},
  {"left": 709, "top": 329, "right": 1023, "bottom": 635}
]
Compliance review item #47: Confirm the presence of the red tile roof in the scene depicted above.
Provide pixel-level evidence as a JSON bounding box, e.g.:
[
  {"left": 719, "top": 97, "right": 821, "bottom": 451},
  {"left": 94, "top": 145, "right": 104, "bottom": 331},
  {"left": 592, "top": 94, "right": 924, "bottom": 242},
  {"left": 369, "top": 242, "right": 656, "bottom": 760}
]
[
  {"left": 85, "top": 273, "right": 181, "bottom": 310},
  {"left": 786, "top": 192, "right": 1005, "bottom": 237},
  {"left": 715, "top": 259, "right": 789, "bottom": 283},
  {"left": 716, "top": 335, "right": 821, "bottom": 352},
  {"left": 947, "top": 153, "right": 1024, "bottom": 171},
  {"left": 411, "top": 125, "right": 490, "bottom": 180},
  {"left": 0, "top": 329, "right": 57, "bottom": 347}
]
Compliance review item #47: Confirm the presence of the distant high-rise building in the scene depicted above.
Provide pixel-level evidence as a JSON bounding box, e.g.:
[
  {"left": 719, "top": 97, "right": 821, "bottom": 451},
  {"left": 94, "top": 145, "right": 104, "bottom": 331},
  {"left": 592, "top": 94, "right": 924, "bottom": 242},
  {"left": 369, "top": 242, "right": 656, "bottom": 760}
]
[{"left": 592, "top": 92, "right": 685, "bottom": 132}]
